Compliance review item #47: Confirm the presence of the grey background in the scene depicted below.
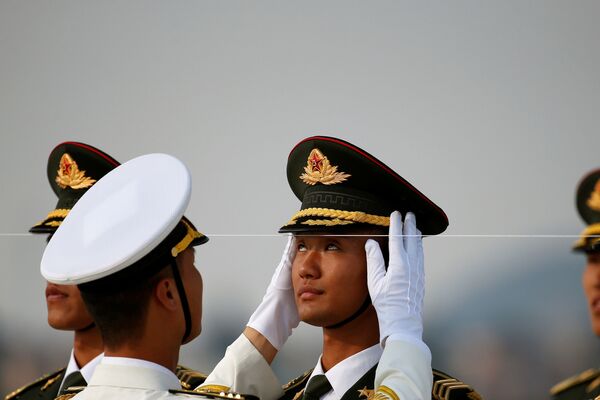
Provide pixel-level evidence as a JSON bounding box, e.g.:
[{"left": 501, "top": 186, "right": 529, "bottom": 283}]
[{"left": 1, "top": 2, "right": 600, "bottom": 399}]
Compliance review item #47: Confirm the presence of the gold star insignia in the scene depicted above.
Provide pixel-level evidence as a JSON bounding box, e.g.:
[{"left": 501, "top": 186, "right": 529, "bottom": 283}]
[
  {"left": 55, "top": 153, "right": 96, "bottom": 190},
  {"left": 357, "top": 386, "right": 374, "bottom": 399},
  {"left": 300, "top": 148, "right": 351, "bottom": 186},
  {"left": 588, "top": 179, "right": 600, "bottom": 211}
]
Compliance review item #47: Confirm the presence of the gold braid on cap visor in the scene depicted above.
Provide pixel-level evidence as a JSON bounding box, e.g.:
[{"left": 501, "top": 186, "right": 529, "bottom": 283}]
[
  {"left": 286, "top": 207, "right": 390, "bottom": 227},
  {"left": 171, "top": 220, "right": 204, "bottom": 257},
  {"left": 31, "top": 208, "right": 71, "bottom": 228},
  {"left": 573, "top": 223, "right": 600, "bottom": 250}
]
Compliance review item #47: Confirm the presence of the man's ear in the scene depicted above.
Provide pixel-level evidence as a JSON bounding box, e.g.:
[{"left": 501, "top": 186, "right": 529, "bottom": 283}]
[{"left": 154, "top": 278, "right": 179, "bottom": 311}]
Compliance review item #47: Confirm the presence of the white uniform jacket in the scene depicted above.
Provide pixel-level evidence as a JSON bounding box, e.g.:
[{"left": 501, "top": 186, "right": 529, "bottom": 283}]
[{"left": 71, "top": 357, "right": 201, "bottom": 400}]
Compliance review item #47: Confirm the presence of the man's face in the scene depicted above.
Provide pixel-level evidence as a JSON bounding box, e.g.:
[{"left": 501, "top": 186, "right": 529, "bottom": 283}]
[
  {"left": 291, "top": 233, "right": 370, "bottom": 327},
  {"left": 582, "top": 251, "right": 600, "bottom": 335},
  {"left": 45, "top": 282, "right": 94, "bottom": 331},
  {"left": 179, "top": 248, "right": 203, "bottom": 343}
]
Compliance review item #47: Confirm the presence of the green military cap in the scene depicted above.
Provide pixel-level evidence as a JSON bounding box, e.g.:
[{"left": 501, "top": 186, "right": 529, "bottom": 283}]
[
  {"left": 573, "top": 168, "right": 600, "bottom": 252},
  {"left": 30, "top": 142, "right": 120, "bottom": 234},
  {"left": 279, "top": 136, "right": 448, "bottom": 235}
]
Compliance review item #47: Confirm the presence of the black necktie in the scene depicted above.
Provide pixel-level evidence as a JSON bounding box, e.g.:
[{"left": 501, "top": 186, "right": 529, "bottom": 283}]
[
  {"left": 59, "top": 371, "right": 86, "bottom": 394},
  {"left": 303, "top": 374, "right": 332, "bottom": 400}
]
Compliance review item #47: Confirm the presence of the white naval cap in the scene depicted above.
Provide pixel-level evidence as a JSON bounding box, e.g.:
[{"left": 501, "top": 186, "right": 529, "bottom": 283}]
[{"left": 40, "top": 153, "right": 205, "bottom": 285}]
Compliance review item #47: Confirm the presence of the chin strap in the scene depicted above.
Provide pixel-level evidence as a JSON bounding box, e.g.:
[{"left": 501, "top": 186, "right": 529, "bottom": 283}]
[
  {"left": 325, "top": 295, "right": 372, "bottom": 329},
  {"left": 170, "top": 260, "right": 192, "bottom": 343},
  {"left": 77, "top": 322, "right": 96, "bottom": 332}
]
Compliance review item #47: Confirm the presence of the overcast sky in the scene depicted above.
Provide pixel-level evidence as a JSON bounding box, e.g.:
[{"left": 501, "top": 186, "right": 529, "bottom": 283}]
[{"left": 1, "top": 2, "right": 599, "bottom": 397}]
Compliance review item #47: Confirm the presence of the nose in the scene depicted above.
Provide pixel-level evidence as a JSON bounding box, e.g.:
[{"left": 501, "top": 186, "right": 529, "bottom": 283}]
[{"left": 297, "top": 250, "right": 321, "bottom": 280}]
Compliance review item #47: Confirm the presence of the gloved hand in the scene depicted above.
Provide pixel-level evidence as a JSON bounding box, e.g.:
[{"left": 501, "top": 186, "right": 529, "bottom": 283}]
[
  {"left": 365, "top": 211, "right": 425, "bottom": 348},
  {"left": 247, "top": 236, "right": 299, "bottom": 350}
]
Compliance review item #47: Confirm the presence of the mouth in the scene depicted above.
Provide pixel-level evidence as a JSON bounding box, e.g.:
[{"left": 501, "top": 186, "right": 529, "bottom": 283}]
[
  {"left": 591, "top": 297, "right": 600, "bottom": 314},
  {"left": 297, "top": 286, "right": 324, "bottom": 300},
  {"left": 45, "top": 285, "right": 67, "bottom": 302}
]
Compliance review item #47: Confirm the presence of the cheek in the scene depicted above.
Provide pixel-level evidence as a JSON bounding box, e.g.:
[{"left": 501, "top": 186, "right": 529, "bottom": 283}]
[
  {"left": 583, "top": 267, "right": 593, "bottom": 290},
  {"left": 291, "top": 260, "right": 302, "bottom": 289}
]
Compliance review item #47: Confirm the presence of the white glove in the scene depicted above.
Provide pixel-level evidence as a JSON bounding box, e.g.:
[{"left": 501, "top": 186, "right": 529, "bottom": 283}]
[
  {"left": 247, "top": 236, "right": 299, "bottom": 350},
  {"left": 365, "top": 211, "right": 425, "bottom": 349}
]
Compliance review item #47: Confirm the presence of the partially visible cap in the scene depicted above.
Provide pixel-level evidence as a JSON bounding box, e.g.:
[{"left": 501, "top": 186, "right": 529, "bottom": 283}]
[
  {"left": 279, "top": 136, "right": 448, "bottom": 235},
  {"left": 40, "top": 153, "right": 207, "bottom": 285},
  {"left": 30, "top": 142, "right": 120, "bottom": 233},
  {"left": 573, "top": 168, "right": 600, "bottom": 252}
]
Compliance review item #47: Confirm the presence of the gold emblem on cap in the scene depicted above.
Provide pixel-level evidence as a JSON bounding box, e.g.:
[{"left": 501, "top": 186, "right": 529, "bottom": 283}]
[
  {"left": 587, "top": 179, "right": 600, "bottom": 212},
  {"left": 55, "top": 153, "right": 97, "bottom": 190},
  {"left": 300, "top": 148, "right": 350, "bottom": 185}
]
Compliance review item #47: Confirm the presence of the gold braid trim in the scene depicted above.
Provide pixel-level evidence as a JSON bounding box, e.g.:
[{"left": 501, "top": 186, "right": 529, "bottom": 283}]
[
  {"left": 302, "top": 218, "right": 355, "bottom": 226},
  {"left": 195, "top": 384, "right": 231, "bottom": 393},
  {"left": 171, "top": 220, "right": 204, "bottom": 257},
  {"left": 45, "top": 209, "right": 70, "bottom": 219},
  {"left": 45, "top": 221, "right": 62, "bottom": 227},
  {"left": 375, "top": 385, "right": 399, "bottom": 400},
  {"left": 573, "top": 223, "right": 600, "bottom": 249},
  {"left": 287, "top": 208, "right": 389, "bottom": 227}
]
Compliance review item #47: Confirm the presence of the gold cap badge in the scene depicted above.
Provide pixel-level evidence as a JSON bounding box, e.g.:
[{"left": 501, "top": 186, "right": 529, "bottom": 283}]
[
  {"left": 300, "top": 148, "right": 350, "bottom": 186},
  {"left": 55, "top": 153, "right": 96, "bottom": 190},
  {"left": 587, "top": 179, "right": 600, "bottom": 212}
]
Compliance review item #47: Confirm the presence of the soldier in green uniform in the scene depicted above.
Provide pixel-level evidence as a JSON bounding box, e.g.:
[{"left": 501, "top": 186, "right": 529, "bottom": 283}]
[
  {"left": 269, "top": 136, "right": 482, "bottom": 400},
  {"left": 4, "top": 143, "right": 205, "bottom": 400},
  {"left": 550, "top": 168, "right": 600, "bottom": 400}
]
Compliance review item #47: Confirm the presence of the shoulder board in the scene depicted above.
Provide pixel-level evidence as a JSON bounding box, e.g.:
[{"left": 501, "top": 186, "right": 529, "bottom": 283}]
[
  {"left": 61, "top": 385, "right": 85, "bottom": 395},
  {"left": 550, "top": 368, "right": 600, "bottom": 396},
  {"left": 54, "top": 394, "right": 77, "bottom": 400},
  {"left": 432, "top": 368, "right": 483, "bottom": 400},
  {"left": 176, "top": 365, "right": 208, "bottom": 390},
  {"left": 282, "top": 368, "right": 313, "bottom": 391},
  {"left": 169, "top": 388, "right": 258, "bottom": 400},
  {"left": 4, "top": 367, "right": 65, "bottom": 400}
]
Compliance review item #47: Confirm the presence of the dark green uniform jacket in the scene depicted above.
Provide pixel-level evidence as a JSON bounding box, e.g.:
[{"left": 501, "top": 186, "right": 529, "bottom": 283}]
[
  {"left": 550, "top": 369, "right": 600, "bottom": 400},
  {"left": 280, "top": 366, "right": 482, "bottom": 400}
]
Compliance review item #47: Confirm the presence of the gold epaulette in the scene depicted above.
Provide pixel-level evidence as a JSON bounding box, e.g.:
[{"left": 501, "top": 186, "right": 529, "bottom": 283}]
[
  {"left": 169, "top": 388, "right": 258, "bottom": 400},
  {"left": 282, "top": 369, "right": 313, "bottom": 392},
  {"left": 175, "top": 365, "right": 208, "bottom": 390},
  {"left": 4, "top": 368, "right": 65, "bottom": 400},
  {"left": 432, "top": 369, "right": 483, "bottom": 400},
  {"left": 550, "top": 368, "right": 600, "bottom": 396}
]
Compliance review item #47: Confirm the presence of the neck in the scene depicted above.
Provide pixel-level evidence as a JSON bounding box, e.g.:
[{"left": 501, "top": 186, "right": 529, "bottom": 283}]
[
  {"left": 72, "top": 326, "right": 103, "bottom": 368},
  {"left": 320, "top": 306, "right": 379, "bottom": 371},
  {"left": 103, "top": 328, "right": 181, "bottom": 372},
  {"left": 104, "top": 340, "right": 180, "bottom": 371}
]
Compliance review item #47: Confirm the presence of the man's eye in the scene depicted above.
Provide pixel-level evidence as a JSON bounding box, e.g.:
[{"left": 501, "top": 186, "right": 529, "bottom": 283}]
[
  {"left": 326, "top": 243, "right": 339, "bottom": 251},
  {"left": 297, "top": 243, "right": 307, "bottom": 252}
]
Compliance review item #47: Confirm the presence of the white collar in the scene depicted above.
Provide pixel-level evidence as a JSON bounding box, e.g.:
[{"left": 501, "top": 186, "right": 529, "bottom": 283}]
[
  {"left": 60, "top": 350, "right": 103, "bottom": 392},
  {"left": 308, "top": 344, "right": 382, "bottom": 399},
  {"left": 88, "top": 357, "right": 180, "bottom": 390}
]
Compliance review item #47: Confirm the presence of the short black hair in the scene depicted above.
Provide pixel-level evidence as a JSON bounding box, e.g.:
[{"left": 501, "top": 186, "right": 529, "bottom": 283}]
[{"left": 79, "top": 264, "right": 173, "bottom": 349}]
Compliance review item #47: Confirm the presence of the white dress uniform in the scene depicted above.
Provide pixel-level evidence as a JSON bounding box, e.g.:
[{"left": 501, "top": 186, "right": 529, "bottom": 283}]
[{"left": 70, "top": 358, "right": 200, "bottom": 400}]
